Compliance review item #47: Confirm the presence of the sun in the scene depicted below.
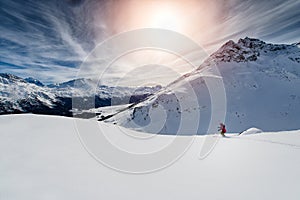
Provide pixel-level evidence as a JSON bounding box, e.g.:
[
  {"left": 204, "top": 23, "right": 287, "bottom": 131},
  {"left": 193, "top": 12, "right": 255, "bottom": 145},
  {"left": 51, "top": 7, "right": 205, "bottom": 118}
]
[
  {"left": 103, "top": 0, "right": 220, "bottom": 44},
  {"left": 110, "top": 1, "right": 185, "bottom": 33},
  {"left": 149, "top": 7, "right": 182, "bottom": 31}
]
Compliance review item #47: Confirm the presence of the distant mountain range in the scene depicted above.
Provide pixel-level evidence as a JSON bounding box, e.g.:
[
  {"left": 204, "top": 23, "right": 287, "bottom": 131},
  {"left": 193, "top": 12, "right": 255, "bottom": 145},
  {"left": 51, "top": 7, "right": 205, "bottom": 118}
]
[
  {"left": 0, "top": 73, "right": 162, "bottom": 117},
  {"left": 106, "top": 37, "right": 300, "bottom": 133}
]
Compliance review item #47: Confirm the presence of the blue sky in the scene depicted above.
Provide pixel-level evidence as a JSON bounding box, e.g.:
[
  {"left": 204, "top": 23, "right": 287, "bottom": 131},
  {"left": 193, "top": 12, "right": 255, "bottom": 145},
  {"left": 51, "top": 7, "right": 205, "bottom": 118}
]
[{"left": 0, "top": 0, "right": 299, "bottom": 85}]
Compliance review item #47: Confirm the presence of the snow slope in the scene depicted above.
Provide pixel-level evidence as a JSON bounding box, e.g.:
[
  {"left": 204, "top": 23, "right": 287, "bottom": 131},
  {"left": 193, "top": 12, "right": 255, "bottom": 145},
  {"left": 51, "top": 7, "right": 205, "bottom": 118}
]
[
  {"left": 0, "top": 114, "right": 300, "bottom": 200},
  {"left": 108, "top": 38, "right": 300, "bottom": 134}
]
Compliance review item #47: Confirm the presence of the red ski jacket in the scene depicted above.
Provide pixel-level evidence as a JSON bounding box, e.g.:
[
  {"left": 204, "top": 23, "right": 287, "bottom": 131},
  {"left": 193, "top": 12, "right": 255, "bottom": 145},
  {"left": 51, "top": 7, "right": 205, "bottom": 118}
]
[{"left": 221, "top": 127, "right": 226, "bottom": 133}]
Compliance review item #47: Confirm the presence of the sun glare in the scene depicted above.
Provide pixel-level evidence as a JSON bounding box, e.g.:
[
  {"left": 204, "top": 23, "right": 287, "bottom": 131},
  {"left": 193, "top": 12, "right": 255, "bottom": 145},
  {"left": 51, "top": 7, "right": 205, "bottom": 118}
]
[
  {"left": 111, "top": 1, "right": 187, "bottom": 33},
  {"left": 105, "top": 0, "right": 220, "bottom": 47},
  {"left": 150, "top": 8, "right": 182, "bottom": 31}
]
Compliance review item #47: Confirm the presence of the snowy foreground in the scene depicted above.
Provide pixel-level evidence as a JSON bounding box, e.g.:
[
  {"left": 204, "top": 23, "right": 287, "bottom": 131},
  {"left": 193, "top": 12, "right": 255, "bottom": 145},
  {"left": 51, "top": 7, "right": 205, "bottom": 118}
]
[{"left": 1, "top": 114, "right": 300, "bottom": 200}]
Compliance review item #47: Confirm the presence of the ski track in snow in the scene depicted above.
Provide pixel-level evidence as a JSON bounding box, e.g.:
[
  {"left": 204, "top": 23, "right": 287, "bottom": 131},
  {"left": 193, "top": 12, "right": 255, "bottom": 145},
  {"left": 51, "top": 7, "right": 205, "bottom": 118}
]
[{"left": 221, "top": 135, "right": 300, "bottom": 149}]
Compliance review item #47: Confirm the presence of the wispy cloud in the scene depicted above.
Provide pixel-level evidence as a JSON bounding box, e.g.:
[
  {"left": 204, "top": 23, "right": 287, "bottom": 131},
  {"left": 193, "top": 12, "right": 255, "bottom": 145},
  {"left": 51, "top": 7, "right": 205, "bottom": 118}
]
[
  {"left": 0, "top": 0, "right": 299, "bottom": 85},
  {"left": 0, "top": 0, "right": 104, "bottom": 83},
  {"left": 202, "top": 0, "right": 300, "bottom": 50}
]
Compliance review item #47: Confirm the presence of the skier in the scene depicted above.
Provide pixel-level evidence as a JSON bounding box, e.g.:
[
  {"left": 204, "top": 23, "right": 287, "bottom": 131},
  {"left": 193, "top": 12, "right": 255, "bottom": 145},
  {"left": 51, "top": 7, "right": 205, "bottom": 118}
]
[{"left": 218, "top": 123, "right": 226, "bottom": 137}]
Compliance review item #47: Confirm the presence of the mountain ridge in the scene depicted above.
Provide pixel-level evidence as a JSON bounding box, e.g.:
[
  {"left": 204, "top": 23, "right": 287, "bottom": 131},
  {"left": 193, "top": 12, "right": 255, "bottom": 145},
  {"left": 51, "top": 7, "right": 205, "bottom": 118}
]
[{"left": 106, "top": 37, "right": 300, "bottom": 133}]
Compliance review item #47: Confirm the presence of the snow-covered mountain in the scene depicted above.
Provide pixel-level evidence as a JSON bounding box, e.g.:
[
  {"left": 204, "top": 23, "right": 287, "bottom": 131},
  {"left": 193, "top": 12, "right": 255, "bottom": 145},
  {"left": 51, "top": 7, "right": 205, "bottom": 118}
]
[
  {"left": 0, "top": 73, "right": 161, "bottom": 116},
  {"left": 24, "top": 77, "right": 44, "bottom": 87},
  {"left": 0, "top": 73, "right": 60, "bottom": 115},
  {"left": 46, "top": 77, "right": 161, "bottom": 99},
  {"left": 107, "top": 37, "right": 300, "bottom": 134}
]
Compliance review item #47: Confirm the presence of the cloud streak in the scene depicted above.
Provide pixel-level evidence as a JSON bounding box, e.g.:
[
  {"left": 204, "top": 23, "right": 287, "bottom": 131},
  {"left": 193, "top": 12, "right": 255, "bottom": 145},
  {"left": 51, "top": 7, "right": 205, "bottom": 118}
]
[
  {"left": 0, "top": 0, "right": 103, "bottom": 83},
  {"left": 0, "top": 0, "right": 299, "bottom": 85}
]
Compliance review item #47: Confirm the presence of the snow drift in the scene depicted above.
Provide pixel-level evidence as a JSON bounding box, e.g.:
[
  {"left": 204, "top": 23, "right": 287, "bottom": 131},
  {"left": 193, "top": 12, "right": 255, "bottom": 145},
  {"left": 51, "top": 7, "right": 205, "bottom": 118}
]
[
  {"left": 0, "top": 114, "right": 300, "bottom": 200},
  {"left": 240, "top": 127, "right": 263, "bottom": 135}
]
